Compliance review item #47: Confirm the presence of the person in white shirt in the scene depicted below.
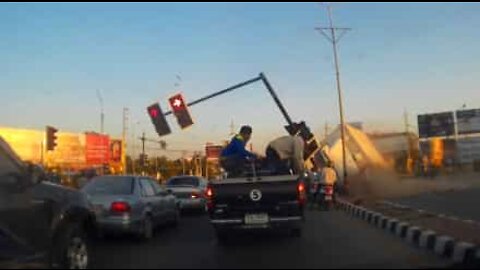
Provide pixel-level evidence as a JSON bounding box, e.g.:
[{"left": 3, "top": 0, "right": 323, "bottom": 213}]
[{"left": 265, "top": 135, "right": 305, "bottom": 175}]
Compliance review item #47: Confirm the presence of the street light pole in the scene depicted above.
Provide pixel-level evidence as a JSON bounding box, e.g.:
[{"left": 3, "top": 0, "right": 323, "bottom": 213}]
[
  {"left": 316, "top": 4, "right": 351, "bottom": 190},
  {"left": 96, "top": 89, "right": 105, "bottom": 134}
]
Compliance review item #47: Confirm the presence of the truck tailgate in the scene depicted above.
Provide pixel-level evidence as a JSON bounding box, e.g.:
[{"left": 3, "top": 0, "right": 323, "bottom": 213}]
[{"left": 209, "top": 175, "right": 303, "bottom": 218}]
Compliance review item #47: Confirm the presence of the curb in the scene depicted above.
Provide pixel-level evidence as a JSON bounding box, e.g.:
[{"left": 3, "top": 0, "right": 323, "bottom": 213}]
[{"left": 336, "top": 198, "right": 480, "bottom": 267}]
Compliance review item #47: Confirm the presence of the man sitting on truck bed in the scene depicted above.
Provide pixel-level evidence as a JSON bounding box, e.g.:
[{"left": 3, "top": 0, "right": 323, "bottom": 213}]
[
  {"left": 265, "top": 135, "right": 305, "bottom": 175},
  {"left": 220, "top": 125, "right": 257, "bottom": 177}
]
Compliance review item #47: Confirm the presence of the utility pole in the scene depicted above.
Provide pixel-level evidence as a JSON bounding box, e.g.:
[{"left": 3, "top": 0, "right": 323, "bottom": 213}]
[
  {"left": 122, "top": 108, "right": 128, "bottom": 174},
  {"left": 141, "top": 132, "right": 146, "bottom": 158},
  {"left": 315, "top": 3, "right": 351, "bottom": 189},
  {"left": 182, "top": 151, "right": 186, "bottom": 175},
  {"left": 96, "top": 89, "right": 105, "bottom": 134}
]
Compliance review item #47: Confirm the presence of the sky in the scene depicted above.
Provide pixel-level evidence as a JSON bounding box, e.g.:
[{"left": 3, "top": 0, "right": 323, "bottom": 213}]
[{"left": 1, "top": 2, "right": 479, "bottom": 157}]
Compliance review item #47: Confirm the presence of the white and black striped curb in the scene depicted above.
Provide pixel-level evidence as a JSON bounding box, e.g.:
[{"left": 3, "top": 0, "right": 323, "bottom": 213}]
[{"left": 336, "top": 198, "right": 480, "bottom": 266}]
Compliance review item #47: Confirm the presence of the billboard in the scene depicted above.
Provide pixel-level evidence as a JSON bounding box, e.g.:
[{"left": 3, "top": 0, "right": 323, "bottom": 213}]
[
  {"left": 49, "top": 133, "right": 86, "bottom": 167},
  {"left": 0, "top": 127, "right": 43, "bottom": 163},
  {"left": 457, "top": 109, "right": 480, "bottom": 135},
  {"left": 417, "top": 112, "right": 455, "bottom": 138},
  {"left": 205, "top": 144, "right": 223, "bottom": 160},
  {"left": 457, "top": 137, "right": 480, "bottom": 164},
  {"left": 85, "top": 133, "right": 110, "bottom": 166},
  {"left": 110, "top": 140, "right": 122, "bottom": 163}
]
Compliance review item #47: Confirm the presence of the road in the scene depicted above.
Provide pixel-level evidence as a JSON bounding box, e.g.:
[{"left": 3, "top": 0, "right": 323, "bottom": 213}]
[
  {"left": 394, "top": 187, "right": 480, "bottom": 222},
  {"left": 91, "top": 210, "right": 450, "bottom": 269}
]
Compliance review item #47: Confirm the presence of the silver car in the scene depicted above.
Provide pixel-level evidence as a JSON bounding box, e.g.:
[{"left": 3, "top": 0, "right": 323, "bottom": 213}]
[
  {"left": 166, "top": 176, "right": 208, "bottom": 212},
  {"left": 82, "top": 175, "right": 179, "bottom": 240}
]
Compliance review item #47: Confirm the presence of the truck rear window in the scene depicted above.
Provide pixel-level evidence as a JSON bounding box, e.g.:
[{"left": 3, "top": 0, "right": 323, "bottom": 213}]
[{"left": 167, "top": 177, "right": 199, "bottom": 187}]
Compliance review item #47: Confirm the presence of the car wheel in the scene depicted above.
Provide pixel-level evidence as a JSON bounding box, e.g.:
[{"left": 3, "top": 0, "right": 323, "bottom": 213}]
[{"left": 51, "top": 222, "right": 90, "bottom": 269}]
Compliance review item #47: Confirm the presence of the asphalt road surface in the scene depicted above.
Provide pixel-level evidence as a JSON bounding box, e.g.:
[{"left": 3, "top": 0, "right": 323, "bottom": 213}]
[
  {"left": 394, "top": 188, "right": 480, "bottom": 222},
  {"left": 91, "top": 210, "right": 450, "bottom": 269}
]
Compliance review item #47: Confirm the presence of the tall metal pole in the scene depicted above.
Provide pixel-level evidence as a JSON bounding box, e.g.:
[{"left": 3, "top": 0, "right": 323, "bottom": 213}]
[
  {"left": 96, "top": 89, "right": 105, "bottom": 134},
  {"left": 182, "top": 151, "right": 186, "bottom": 175},
  {"left": 328, "top": 5, "right": 348, "bottom": 188},
  {"left": 316, "top": 4, "right": 350, "bottom": 189},
  {"left": 122, "top": 108, "right": 128, "bottom": 174}
]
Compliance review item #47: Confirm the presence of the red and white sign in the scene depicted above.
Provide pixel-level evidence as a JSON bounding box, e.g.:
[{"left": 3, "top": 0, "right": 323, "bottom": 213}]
[
  {"left": 205, "top": 144, "right": 223, "bottom": 160},
  {"left": 85, "top": 133, "right": 110, "bottom": 166}
]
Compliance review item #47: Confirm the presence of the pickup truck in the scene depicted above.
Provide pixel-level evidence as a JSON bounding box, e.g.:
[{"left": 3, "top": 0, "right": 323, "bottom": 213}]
[{"left": 206, "top": 173, "right": 306, "bottom": 242}]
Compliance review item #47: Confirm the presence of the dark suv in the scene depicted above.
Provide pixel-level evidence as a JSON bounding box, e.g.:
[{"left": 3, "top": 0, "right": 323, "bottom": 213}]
[{"left": 0, "top": 137, "right": 94, "bottom": 269}]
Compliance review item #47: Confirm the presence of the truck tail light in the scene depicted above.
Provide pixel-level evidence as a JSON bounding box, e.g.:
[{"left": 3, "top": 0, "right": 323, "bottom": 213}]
[
  {"left": 110, "top": 202, "right": 131, "bottom": 213},
  {"left": 297, "top": 182, "right": 306, "bottom": 206},
  {"left": 206, "top": 186, "right": 214, "bottom": 210}
]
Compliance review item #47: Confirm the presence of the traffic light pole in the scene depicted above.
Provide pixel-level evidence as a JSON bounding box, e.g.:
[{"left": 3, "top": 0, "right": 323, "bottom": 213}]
[{"left": 163, "top": 73, "right": 294, "bottom": 127}]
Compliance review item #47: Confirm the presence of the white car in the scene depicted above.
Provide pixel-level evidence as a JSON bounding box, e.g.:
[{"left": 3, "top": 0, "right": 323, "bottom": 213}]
[{"left": 166, "top": 176, "right": 209, "bottom": 213}]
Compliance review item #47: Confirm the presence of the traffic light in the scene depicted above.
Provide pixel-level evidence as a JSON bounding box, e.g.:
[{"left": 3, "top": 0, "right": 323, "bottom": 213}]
[
  {"left": 285, "top": 121, "right": 314, "bottom": 142},
  {"left": 304, "top": 140, "right": 320, "bottom": 160},
  {"left": 168, "top": 93, "right": 194, "bottom": 129},
  {"left": 147, "top": 103, "right": 171, "bottom": 137},
  {"left": 285, "top": 121, "right": 318, "bottom": 160},
  {"left": 46, "top": 126, "right": 58, "bottom": 151}
]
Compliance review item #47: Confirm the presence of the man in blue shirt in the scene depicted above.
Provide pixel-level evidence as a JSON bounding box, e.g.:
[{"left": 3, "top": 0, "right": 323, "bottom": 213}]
[{"left": 220, "top": 125, "right": 256, "bottom": 177}]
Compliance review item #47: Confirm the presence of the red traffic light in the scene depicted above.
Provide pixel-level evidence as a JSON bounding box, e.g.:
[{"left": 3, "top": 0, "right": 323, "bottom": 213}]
[
  {"left": 149, "top": 107, "right": 159, "bottom": 118},
  {"left": 168, "top": 93, "right": 194, "bottom": 129},
  {"left": 169, "top": 94, "right": 187, "bottom": 112},
  {"left": 147, "top": 103, "right": 171, "bottom": 137}
]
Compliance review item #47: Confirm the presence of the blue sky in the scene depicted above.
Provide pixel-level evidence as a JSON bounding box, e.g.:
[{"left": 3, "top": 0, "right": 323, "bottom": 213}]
[{"left": 1, "top": 2, "right": 479, "bottom": 156}]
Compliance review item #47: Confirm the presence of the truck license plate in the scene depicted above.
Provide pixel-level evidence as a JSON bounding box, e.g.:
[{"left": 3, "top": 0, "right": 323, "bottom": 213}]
[{"left": 245, "top": 213, "right": 269, "bottom": 225}]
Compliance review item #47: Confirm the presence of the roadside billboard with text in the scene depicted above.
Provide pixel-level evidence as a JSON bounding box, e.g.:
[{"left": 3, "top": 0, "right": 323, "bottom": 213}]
[
  {"left": 457, "top": 109, "right": 480, "bottom": 135},
  {"left": 205, "top": 144, "right": 223, "bottom": 160},
  {"left": 417, "top": 112, "right": 455, "bottom": 138},
  {"left": 85, "top": 133, "right": 110, "bottom": 166}
]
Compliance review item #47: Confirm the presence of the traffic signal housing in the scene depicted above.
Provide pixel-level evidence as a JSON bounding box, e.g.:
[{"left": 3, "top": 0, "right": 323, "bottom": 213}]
[
  {"left": 285, "top": 121, "right": 319, "bottom": 160},
  {"left": 168, "top": 93, "right": 194, "bottom": 129},
  {"left": 46, "top": 126, "right": 58, "bottom": 151},
  {"left": 147, "top": 103, "right": 171, "bottom": 137}
]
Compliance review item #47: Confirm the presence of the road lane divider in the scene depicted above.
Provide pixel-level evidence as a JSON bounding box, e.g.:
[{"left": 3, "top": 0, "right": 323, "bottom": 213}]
[{"left": 335, "top": 198, "right": 480, "bottom": 267}]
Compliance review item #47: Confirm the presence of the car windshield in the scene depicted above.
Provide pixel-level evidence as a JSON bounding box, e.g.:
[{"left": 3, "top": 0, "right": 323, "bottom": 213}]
[
  {"left": 167, "top": 177, "right": 199, "bottom": 187},
  {"left": 83, "top": 176, "right": 133, "bottom": 195}
]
